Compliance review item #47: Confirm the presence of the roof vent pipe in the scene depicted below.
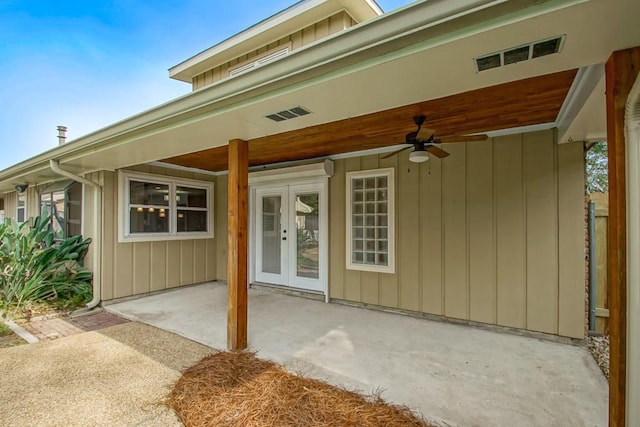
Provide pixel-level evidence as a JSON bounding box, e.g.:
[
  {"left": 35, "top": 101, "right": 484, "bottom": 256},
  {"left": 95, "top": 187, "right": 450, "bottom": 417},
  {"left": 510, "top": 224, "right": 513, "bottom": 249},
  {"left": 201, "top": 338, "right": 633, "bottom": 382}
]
[{"left": 57, "top": 126, "right": 67, "bottom": 145}]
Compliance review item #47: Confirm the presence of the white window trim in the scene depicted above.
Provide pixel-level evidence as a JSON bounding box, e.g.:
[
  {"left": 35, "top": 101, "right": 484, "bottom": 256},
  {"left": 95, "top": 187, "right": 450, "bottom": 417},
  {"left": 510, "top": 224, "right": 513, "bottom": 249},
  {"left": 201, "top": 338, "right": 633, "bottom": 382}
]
[
  {"left": 16, "top": 193, "right": 27, "bottom": 224},
  {"left": 346, "top": 168, "right": 395, "bottom": 274},
  {"left": 118, "top": 170, "right": 214, "bottom": 243}
]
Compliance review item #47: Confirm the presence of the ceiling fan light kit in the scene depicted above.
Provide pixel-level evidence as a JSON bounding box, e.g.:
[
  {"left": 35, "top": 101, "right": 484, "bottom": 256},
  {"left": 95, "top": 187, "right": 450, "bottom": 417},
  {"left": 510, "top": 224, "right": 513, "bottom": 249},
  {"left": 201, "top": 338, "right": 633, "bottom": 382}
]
[{"left": 409, "top": 150, "right": 429, "bottom": 163}]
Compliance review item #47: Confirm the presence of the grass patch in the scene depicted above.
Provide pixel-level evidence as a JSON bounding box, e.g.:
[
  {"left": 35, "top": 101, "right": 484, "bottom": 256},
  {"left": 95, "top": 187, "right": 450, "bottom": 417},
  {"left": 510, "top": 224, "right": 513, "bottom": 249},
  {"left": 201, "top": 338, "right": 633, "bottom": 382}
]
[{"left": 168, "top": 351, "right": 430, "bottom": 427}]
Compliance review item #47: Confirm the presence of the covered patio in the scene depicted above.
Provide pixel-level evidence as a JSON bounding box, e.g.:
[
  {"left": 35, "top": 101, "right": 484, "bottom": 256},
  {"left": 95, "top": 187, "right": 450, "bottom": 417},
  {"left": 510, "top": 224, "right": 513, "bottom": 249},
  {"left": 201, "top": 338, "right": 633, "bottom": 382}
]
[{"left": 106, "top": 282, "right": 607, "bottom": 427}]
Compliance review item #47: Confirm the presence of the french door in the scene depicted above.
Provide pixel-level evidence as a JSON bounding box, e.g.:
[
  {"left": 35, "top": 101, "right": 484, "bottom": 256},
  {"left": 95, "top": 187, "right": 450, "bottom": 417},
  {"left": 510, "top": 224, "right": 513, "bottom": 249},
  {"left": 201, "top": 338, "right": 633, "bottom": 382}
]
[{"left": 254, "top": 182, "right": 326, "bottom": 292}]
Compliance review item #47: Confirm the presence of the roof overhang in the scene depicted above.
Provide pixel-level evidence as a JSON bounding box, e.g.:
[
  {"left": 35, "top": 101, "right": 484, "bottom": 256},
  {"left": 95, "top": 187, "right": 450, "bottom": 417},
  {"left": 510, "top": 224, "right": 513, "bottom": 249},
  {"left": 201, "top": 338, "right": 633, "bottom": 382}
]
[
  {"left": 168, "top": 0, "right": 384, "bottom": 83},
  {"left": 1, "top": 0, "right": 638, "bottom": 192}
]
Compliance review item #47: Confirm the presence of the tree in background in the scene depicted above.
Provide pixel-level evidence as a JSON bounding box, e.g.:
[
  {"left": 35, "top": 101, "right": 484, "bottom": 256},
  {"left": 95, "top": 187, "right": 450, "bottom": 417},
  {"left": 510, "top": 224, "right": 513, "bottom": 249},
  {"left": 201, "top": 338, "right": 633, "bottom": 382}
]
[{"left": 586, "top": 141, "right": 608, "bottom": 193}]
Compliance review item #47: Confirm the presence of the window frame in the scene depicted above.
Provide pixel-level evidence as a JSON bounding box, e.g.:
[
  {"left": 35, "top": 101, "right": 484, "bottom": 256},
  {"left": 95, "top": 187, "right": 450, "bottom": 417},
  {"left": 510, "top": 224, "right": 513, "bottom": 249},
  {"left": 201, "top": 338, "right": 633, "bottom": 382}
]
[
  {"left": 16, "top": 193, "right": 27, "bottom": 224},
  {"left": 39, "top": 180, "right": 83, "bottom": 241},
  {"left": 345, "top": 168, "right": 395, "bottom": 274},
  {"left": 118, "top": 171, "right": 214, "bottom": 243}
]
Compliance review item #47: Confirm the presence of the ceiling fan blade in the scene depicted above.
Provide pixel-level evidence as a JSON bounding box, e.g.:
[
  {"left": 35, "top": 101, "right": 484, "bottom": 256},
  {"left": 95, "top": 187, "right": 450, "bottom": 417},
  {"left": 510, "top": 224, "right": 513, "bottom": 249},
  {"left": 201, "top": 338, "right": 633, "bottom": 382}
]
[
  {"left": 415, "top": 127, "right": 436, "bottom": 141},
  {"left": 437, "top": 134, "right": 489, "bottom": 143},
  {"left": 425, "top": 145, "right": 450, "bottom": 158},
  {"left": 405, "top": 131, "right": 418, "bottom": 143},
  {"left": 382, "top": 145, "right": 412, "bottom": 159}
]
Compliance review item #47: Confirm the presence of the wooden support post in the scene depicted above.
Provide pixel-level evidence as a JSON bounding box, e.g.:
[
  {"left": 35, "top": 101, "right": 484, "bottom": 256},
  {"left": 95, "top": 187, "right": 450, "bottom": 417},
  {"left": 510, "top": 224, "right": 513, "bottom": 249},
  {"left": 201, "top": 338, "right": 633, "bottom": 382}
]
[
  {"left": 227, "top": 138, "right": 249, "bottom": 350},
  {"left": 605, "top": 46, "right": 640, "bottom": 427}
]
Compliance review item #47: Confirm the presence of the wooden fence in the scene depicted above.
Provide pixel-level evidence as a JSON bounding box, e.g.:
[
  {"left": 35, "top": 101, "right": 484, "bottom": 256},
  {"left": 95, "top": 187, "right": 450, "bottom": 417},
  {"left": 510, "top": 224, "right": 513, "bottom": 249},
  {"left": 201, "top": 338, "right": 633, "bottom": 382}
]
[{"left": 590, "top": 192, "right": 609, "bottom": 334}]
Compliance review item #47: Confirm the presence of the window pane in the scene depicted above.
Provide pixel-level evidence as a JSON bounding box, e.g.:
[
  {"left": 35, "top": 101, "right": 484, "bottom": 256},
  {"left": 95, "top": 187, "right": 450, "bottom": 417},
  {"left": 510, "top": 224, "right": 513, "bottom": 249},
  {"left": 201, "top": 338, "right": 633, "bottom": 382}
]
[
  {"left": 66, "top": 182, "right": 82, "bottom": 237},
  {"left": 40, "top": 193, "right": 52, "bottom": 218},
  {"left": 349, "top": 172, "right": 391, "bottom": 270},
  {"left": 129, "top": 181, "right": 169, "bottom": 206},
  {"left": 177, "top": 210, "right": 208, "bottom": 232},
  {"left": 129, "top": 208, "right": 169, "bottom": 233},
  {"left": 51, "top": 191, "right": 65, "bottom": 240},
  {"left": 176, "top": 186, "right": 207, "bottom": 208},
  {"left": 296, "top": 193, "right": 319, "bottom": 279}
]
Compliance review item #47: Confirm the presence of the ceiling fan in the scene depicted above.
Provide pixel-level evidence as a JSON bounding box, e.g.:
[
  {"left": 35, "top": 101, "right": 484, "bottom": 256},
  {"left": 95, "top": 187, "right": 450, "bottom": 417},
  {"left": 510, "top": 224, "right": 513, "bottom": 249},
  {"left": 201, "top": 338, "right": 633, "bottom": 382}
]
[{"left": 382, "top": 115, "right": 488, "bottom": 163}]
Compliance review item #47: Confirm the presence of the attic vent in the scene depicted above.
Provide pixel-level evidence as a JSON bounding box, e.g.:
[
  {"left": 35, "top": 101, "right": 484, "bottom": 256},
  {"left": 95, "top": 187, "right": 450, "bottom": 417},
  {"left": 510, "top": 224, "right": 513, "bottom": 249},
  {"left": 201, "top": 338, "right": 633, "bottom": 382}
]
[
  {"left": 265, "top": 106, "right": 311, "bottom": 122},
  {"left": 229, "top": 47, "right": 290, "bottom": 77},
  {"left": 475, "top": 35, "right": 565, "bottom": 72}
]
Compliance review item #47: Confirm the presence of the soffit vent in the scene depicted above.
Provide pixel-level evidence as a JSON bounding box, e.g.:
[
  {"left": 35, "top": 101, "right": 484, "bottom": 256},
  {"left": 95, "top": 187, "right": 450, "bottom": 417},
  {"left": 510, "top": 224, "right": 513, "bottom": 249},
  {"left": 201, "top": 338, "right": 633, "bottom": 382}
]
[
  {"left": 265, "top": 106, "right": 311, "bottom": 122},
  {"left": 475, "top": 35, "right": 565, "bottom": 72}
]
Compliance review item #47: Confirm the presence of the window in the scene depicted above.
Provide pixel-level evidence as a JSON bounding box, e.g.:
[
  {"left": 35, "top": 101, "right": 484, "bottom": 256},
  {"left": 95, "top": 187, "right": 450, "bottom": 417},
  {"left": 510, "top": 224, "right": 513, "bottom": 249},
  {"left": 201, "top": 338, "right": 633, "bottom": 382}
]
[
  {"left": 346, "top": 168, "right": 395, "bottom": 273},
  {"left": 40, "top": 181, "right": 82, "bottom": 240},
  {"left": 119, "top": 171, "right": 213, "bottom": 242},
  {"left": 16, "top": 193, "right": 27, "bottom": 224}
]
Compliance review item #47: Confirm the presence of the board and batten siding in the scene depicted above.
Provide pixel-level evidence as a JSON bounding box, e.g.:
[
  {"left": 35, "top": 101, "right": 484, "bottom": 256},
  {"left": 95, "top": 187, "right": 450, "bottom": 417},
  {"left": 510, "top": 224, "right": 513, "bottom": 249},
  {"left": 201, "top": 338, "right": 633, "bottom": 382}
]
[
  {"left": 192, "top": 11, "right": 357, "bottom": 90},
  {"left": 101, "top": 165, "right": 218, "bottom": 301},
  {"left": 329, "top": 130, "right": 586, "bottom": 338},
  {"left": 2, "top": 185, "right": 41, "bottom": 223}
]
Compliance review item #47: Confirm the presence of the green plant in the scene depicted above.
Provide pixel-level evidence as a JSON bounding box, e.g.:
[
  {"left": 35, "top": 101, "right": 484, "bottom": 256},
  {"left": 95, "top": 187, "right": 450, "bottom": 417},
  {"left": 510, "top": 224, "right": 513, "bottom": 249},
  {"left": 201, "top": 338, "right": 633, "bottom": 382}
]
[
  {"left": 0, "top": 216, "right": 93, "bottom": 310},
  {"left": 586, "top": 141, "right": 608, "bottom": 193},
  {"left": 0, "top": 323, "right": 12, "bottom": 337}
]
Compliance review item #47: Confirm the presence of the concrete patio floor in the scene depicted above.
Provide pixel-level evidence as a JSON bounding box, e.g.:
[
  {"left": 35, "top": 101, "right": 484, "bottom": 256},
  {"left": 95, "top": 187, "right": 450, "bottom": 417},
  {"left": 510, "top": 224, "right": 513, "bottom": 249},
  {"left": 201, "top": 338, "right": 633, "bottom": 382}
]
[{"left": 106, "top": 281, "right": 608, "bottom": 427}]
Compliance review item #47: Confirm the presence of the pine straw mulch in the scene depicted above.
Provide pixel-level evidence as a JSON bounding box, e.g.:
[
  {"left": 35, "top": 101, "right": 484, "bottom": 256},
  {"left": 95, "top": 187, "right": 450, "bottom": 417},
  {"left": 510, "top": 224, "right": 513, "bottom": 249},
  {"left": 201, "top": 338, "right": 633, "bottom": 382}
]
[{"left": 168, "top": 351, "right": 431, "bottom": 427}]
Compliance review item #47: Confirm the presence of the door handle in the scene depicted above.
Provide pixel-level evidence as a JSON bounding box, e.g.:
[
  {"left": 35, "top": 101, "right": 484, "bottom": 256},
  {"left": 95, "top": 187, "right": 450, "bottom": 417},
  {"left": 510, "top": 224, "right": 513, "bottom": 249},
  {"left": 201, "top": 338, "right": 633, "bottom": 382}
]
[{"left": 282, "top": 237, "right": 287, "bottom": 240}]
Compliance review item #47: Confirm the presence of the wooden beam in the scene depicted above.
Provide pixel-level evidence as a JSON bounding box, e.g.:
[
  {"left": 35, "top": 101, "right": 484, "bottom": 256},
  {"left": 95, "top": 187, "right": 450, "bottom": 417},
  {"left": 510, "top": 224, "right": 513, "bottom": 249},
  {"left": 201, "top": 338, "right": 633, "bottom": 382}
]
[
  {"left": 227, "top": 138, "right": 249, "bottom": 350},
  {"left": 605, "top": 46, "right": 640, "bottom": 427}
]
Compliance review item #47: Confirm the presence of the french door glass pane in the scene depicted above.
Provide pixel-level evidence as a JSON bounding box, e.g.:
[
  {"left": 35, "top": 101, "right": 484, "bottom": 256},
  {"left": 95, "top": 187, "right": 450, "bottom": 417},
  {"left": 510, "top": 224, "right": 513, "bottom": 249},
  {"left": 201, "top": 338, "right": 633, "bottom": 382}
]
[
  {"left": 262, "top": 195, "right": 281, "bottom": 274},
  {"left": 295, "top": 193, "right": 319, "bottom": 279}
]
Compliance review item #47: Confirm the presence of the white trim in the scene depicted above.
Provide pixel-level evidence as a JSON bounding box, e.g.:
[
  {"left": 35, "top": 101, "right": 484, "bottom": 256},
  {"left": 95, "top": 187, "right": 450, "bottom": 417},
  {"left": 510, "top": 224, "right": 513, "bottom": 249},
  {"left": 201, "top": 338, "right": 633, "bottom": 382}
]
[
  {"left": 556, "top": 64, "right": 605, "bottom": 143},
  {"left": 117, "top": 170, "right": 214, "bottom": 243},
  {"left": 148, "top": 161, "right": 220, "bottom": 176},
  {"left": 345, "top": 167, "right": 395, "bottom": 274},
  {"left": 249, "top": 159, "right": 334, "bottom": 184},
  {"left": 16, "top": 192, "right": 26, "bottom": 224},
  {"left": 250, "top": 174, "right": 329, "bottom": 295}
]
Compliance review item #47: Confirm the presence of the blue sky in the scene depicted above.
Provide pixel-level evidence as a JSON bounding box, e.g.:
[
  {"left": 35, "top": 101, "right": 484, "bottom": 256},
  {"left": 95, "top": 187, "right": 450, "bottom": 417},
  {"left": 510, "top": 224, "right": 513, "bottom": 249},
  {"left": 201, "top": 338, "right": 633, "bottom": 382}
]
[{"left": 0, "top": 0, "right": 413, "bottom": 170}]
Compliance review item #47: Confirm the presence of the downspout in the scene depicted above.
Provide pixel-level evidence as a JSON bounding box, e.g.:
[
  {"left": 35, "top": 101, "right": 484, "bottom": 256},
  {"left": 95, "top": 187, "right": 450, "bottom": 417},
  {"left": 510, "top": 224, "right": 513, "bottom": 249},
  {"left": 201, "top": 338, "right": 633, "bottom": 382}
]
[
  {"left": 587, "top": 199, "right": 596, "bottom": 333},
  {"left": 49, "top": 159, "right": 102, "bottom": 311},
  {"left": 624, "top": 74, "right": 640, "bottom": 427}
]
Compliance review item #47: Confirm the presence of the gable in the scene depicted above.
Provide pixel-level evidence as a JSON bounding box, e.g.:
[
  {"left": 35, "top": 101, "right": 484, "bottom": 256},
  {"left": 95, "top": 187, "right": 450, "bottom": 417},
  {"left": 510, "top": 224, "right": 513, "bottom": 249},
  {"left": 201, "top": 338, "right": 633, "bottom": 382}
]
[{"left": 192, "top": 11, "right": 358, "bottom": 91}]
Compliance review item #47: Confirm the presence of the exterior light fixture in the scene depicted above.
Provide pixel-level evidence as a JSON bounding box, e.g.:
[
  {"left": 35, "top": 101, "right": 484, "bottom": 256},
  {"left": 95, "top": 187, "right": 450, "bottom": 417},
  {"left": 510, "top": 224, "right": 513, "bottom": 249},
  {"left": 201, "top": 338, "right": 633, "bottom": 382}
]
[
  {"left": 14, "top": 184, "right": 28, "bottom": 193},
  {"left": 409, "top": 150, "right": 429, "bottom": 163}
]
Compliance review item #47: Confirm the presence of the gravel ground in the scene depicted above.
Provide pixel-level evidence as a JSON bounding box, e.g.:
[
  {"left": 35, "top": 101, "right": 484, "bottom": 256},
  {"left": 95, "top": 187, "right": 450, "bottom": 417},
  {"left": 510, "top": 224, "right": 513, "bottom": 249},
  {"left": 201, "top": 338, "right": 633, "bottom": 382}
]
[
  {"left": 0, "top": 322, "right": 213, "bottom": 426},
  {"left": 587, "top": 335, "right": 610, "bottom": 379}
]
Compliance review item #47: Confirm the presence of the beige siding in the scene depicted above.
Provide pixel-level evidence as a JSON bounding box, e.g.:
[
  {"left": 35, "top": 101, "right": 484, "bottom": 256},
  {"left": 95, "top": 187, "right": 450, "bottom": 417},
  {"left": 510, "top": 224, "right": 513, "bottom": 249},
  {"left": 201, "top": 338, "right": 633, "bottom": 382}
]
[
  {"left": 329, "top": 130, "right": 586, "bottom": 338},
  {"left": 2, "top": 186, "right": 40, "bottom": 223},
  {"left": 3, "top": 192, "right": 16, "bottom": 221},
  {"left": 101, "top": 166, "right": 217, "bottom": 301},
  {"left": 192, "top": 11, "right": 356, "bottom": 90},
  {"left": 495, "top": 135, "right": 527, "bottom": 328}
]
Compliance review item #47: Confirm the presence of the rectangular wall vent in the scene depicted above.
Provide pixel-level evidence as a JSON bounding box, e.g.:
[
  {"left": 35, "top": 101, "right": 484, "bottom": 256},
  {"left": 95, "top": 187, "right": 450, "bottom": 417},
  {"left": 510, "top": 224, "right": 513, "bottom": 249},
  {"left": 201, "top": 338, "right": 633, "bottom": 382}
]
[
  {"left": 229, "top": 47, "right": 290, "bottom": 77},
  {"left": 475, "top": 35, "right": 565, "bottom": 72},
  {"left": 265, "top": 106, "right": 311, "bottom": 122}
]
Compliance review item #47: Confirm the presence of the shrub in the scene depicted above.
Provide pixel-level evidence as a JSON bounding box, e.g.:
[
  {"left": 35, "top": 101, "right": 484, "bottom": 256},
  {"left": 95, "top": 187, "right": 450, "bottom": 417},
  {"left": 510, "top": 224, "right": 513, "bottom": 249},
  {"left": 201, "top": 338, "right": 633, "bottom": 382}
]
[{"left": 0, "top": 217, "right": 92, "bottom": 310}]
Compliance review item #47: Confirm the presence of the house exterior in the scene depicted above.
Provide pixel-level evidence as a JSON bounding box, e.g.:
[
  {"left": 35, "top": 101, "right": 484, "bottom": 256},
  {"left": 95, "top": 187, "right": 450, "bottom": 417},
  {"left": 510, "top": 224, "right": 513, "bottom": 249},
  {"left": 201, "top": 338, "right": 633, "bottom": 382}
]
[{"left": 1, "top": 0, "right": 639, "bottom": 423}]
